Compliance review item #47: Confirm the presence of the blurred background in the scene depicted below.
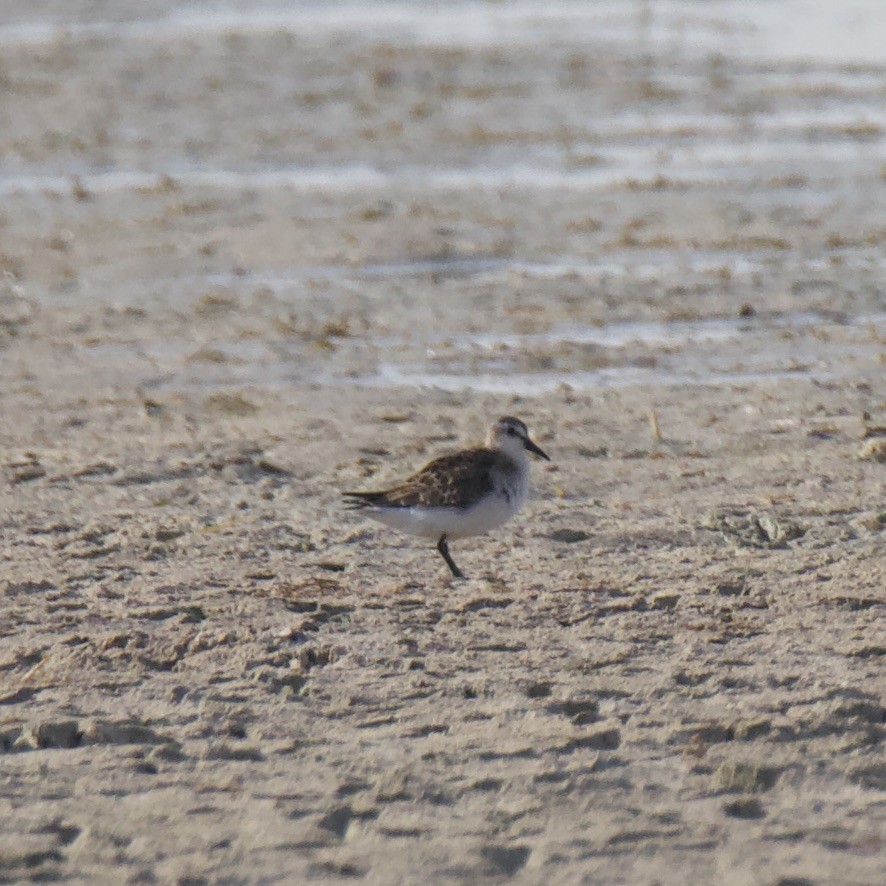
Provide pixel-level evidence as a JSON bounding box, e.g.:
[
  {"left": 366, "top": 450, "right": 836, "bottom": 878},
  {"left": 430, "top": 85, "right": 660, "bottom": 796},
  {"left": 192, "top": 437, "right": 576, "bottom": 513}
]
[{"left": 1, "top": 0, "right": 884, "bottom": 400}]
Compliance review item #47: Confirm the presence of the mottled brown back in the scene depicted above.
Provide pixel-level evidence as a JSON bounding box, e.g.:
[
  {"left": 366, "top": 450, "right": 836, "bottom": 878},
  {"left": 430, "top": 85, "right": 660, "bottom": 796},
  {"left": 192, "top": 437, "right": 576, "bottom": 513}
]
[{"left": 344, "top": 449, "right": 516, "bottom": 509}]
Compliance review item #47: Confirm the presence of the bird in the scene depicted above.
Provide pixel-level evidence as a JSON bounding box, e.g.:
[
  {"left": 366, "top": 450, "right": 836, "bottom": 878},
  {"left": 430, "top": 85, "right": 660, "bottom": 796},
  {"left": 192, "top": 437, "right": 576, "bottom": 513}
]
[{"left": 343, "top": 416, "right": 550, "bottom": 579}]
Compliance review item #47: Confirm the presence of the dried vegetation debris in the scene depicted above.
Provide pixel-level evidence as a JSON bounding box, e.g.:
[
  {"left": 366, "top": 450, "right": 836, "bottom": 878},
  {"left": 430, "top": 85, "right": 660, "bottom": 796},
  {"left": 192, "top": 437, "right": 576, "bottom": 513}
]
[{"left": 701, "top": 507, "right": 807, "bottom": 548}]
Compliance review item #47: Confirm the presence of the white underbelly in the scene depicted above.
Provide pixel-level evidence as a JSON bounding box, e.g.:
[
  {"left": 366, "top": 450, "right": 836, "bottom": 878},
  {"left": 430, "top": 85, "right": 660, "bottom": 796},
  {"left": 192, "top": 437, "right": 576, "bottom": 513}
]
[{"left": 365, "top": 491, "right": 522, "bottom": 540}]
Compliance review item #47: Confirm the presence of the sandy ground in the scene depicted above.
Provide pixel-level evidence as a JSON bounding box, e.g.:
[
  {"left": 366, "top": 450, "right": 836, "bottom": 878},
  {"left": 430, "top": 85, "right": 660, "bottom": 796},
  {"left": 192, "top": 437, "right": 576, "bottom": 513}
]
[{"left": 1, "top": 2, "right": 885, "bottom": 883}]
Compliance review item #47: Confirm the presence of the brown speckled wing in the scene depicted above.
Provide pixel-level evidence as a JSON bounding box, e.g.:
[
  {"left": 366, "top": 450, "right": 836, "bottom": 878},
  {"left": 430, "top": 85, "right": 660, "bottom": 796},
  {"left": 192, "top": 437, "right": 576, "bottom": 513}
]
[{"left": 345, "top": 449, "right": 502, "bottom": 509}]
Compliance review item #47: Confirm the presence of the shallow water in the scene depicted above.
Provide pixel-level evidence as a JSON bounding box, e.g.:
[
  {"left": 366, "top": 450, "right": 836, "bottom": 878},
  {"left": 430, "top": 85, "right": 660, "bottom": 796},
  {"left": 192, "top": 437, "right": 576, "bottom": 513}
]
[
  {"left": 198, "top": 251, "right": 885, "bottom": 289},
  {"left": 2, "top": 0, "right": 885, "bottom": 63},
  {"left": 2, "top": 0, "right": 884, "bottom": 396},
  {"left": 112, "top": 309, "right": 883, "bottom": 396}
]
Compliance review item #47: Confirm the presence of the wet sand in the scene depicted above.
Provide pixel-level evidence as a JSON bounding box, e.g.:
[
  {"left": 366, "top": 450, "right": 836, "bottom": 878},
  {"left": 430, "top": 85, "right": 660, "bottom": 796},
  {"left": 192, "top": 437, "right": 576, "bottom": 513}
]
[{"left": 1, "top": 2, "right": 884, "bottom": 883}]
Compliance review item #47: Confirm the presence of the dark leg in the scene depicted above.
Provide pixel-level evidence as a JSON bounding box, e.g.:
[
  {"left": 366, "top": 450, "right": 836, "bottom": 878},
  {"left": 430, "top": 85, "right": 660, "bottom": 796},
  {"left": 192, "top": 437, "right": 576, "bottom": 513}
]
[{"left": 437, "top": 534, "right": 465, "bottom": 579}]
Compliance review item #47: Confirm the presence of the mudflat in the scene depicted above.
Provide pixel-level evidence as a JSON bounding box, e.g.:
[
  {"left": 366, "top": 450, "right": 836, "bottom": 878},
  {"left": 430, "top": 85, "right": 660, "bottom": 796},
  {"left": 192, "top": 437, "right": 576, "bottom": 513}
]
[{"left": 1, "top": 2, "right": 884, "bottom": 883}]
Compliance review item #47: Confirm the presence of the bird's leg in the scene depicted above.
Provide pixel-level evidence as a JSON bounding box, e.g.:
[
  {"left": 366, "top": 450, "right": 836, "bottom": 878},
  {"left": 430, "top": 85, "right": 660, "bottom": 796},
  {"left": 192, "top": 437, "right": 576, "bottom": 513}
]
[{"left": 437, "top": 534, "right": 465, "bottom": 579}]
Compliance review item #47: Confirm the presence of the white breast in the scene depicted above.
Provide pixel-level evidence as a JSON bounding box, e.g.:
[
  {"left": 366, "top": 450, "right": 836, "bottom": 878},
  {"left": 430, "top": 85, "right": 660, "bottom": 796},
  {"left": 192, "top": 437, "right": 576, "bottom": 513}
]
[{"left": 366, "top": 482, "right": 525, "bottom": 540}]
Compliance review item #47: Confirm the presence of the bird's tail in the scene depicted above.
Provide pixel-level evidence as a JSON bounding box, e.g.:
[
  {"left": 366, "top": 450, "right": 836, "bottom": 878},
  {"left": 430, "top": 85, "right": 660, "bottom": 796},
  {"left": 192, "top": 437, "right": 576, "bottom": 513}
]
[{"left": 342, "top": 490, "right": 387, "bottom": 510}]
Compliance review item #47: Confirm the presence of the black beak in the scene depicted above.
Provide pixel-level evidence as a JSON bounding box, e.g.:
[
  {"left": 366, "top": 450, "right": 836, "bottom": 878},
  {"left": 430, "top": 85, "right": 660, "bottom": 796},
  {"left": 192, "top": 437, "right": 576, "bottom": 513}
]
[{"left": 524, "top": 437, "right": 551, "bottom": 461}]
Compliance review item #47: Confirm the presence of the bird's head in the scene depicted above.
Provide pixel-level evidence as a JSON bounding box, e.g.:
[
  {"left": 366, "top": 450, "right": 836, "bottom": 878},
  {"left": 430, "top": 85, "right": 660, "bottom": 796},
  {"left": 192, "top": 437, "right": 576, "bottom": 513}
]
[{"left": 488, "top": 415, "right": 550, "bottom": 461}]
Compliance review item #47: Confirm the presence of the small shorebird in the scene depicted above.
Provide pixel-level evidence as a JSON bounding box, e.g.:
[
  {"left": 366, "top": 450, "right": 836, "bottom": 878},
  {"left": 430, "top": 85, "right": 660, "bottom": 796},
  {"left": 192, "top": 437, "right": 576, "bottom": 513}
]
[{"left": 343, "top": 416, "right": 550, "bottom": 578}]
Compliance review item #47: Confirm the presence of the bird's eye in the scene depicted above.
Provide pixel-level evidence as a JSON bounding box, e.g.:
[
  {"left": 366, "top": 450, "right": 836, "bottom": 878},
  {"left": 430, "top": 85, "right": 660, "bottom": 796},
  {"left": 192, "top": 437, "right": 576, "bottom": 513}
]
[{"left": 507, "top": 427, "right": 516, "bottom": 436}]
